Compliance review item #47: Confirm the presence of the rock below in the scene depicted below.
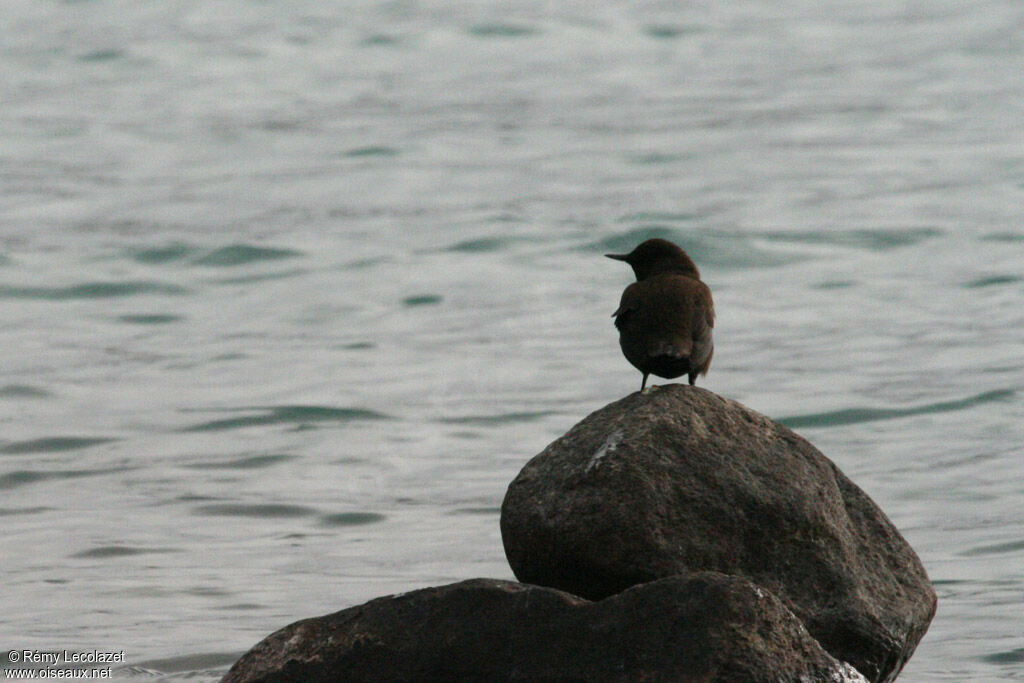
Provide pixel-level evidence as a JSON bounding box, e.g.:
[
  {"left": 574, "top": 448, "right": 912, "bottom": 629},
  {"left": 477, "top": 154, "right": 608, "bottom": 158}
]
[
  {"left": 222, "top": 574, "right": 867, "bottom": 683},
  {"left": 501, "top": 385, "right": 936, "bottom": 683}
]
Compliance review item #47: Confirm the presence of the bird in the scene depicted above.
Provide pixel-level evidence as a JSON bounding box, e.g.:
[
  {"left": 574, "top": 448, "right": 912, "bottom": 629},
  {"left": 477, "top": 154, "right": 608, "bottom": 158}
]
[{"left": 606, "top": 238, "right": 715, "bottom": 391}]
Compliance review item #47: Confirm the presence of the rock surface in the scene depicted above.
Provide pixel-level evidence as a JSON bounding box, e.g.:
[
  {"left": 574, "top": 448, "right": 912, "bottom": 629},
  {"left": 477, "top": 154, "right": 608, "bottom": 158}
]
[
  {"left": 501, "top": 384, "right": 936, "bottom": 683},
  {"left": 222, "top": 574, "right": 867, "bottom": 683}
]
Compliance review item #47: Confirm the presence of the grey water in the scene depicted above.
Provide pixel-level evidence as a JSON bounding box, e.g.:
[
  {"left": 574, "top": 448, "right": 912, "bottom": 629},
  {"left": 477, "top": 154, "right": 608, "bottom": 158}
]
[{"left": 1, "top": 0, "right": 1022, "bottom": 680}]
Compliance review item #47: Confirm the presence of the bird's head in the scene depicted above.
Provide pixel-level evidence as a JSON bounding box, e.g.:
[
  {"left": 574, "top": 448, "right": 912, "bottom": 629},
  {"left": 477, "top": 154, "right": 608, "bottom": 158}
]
[{"left": 606, "top": 238, "right": 700, "bottom": 281}]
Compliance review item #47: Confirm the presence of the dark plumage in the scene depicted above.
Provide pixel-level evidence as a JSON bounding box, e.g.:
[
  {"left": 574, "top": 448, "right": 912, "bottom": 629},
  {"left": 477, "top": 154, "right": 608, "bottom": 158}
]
[{"left": 607, "top": 238, "right": 715, "bottom": 391}]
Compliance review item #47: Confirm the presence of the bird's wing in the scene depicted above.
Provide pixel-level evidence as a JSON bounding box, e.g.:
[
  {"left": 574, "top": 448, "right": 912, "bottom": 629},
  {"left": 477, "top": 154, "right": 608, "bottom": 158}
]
[
  {"left": 624, "top": 279, "right": 695, "bottom": 359},
  {"left": 703, "top": 284, "right": 715, "bottom": 329},
  {"left": 611, "top": 289, "right": 638, "bottom": 330},
  {"left": 690, "top": 281, "right": 715, "bottom": 369}
]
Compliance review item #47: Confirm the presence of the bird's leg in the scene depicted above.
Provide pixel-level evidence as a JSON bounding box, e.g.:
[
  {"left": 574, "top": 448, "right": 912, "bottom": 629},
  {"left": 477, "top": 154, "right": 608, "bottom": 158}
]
[
  {"left": 688, "top": 373, "right": 696, "bottom": 386},
  {"left": 641, "top": 373, "right": 648, "bottom": 391}
]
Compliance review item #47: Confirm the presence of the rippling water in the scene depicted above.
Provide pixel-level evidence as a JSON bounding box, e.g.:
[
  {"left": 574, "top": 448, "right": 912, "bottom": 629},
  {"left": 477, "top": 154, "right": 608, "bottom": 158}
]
[{"left": 2, "top": 1, "right": 1023, "bottom": 680}]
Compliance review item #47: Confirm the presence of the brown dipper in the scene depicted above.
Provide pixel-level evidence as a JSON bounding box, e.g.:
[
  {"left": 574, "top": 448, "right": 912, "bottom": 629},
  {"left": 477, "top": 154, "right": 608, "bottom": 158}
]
[{"left": 607, "top": 238, "right": 715, "bottom": 391}]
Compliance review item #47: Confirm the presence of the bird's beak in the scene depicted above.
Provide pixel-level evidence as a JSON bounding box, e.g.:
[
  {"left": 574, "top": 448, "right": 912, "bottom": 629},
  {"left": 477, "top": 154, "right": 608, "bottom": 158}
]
[{"left": 605, "top": 253, "right": 629, "bottom": 262}]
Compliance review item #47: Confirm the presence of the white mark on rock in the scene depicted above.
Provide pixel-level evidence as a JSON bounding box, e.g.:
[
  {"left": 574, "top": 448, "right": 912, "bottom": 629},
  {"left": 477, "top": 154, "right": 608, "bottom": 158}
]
[
  {"left": 798, "top": 662, "right": 868, "bottom": 683},
  {"left": 586, "top": 429, "right": 623, "bottom": 472},
  {"left": 830, "top": 663, "right": 870, "bottom": 683}
]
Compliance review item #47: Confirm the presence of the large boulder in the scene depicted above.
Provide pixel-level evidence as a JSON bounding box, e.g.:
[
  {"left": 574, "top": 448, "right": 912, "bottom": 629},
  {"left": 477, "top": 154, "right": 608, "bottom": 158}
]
[
  {"left": 222, "top": 574, "right": 867, "bottom": 683},
  {"left": 501, "top": 385, "right": 936, "bottom": 683}
]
